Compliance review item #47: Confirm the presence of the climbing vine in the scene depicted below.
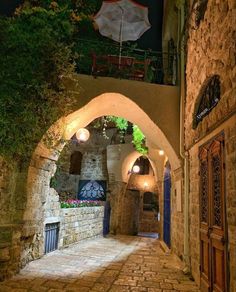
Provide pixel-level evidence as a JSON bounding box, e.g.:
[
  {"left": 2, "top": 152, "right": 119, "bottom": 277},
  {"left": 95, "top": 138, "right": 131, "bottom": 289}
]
[{"left": 102, "top": 116, "right": 148, "bottom": 155}]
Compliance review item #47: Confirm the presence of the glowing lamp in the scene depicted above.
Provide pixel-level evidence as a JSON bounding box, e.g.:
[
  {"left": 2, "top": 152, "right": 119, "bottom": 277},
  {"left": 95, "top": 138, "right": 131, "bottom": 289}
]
[
  {"left": 159, "top": 150, "right": 164, "bottom": 156},
  {"left": 76, "top": 128, "right": 90, "bottom": 142},
  {"left": 132, "top": 165, "right": 140, "bottom": 173},
  {"left": 144, "top": 182, "right": 148, "bottom": 188}
]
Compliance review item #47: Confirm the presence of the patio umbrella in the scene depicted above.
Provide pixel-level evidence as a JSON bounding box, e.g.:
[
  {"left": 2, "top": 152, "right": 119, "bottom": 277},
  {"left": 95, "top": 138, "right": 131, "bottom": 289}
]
[{"left": 94, "top": 0, "right": 151, "bottom": 64}]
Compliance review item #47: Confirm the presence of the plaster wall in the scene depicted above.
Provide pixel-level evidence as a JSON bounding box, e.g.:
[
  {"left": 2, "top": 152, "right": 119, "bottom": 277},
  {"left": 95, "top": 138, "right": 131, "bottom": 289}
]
[{"left": 72, "top": 74, "right": 180, "bottom": 160}]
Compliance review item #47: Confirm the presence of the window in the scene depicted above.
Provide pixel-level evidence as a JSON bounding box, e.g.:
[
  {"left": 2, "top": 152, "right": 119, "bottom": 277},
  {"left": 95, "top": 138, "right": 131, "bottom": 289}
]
[
  {"left": 135, "top": 156, "right": 150, "bottom": 175},
  {"left": 78, "top": 180, "right": 106, "bottom": 201},
  {"left": 69, "top": 151, "right": 82, "bottom": 175},
  {"left": 193, "top": 75, "right": 221, "bottom": 128}
]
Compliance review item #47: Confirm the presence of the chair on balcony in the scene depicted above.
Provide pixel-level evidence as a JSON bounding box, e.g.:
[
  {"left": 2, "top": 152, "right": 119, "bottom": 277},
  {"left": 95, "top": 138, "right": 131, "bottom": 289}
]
[
  {"left": 91, "top": 52, "right": 151, "bottom": 82},
  {"left": 91, "top": 53, "right": 109, "bottom": 77},
  {"left": 127, "top": 58, "right": 151, "bottom": 81}
]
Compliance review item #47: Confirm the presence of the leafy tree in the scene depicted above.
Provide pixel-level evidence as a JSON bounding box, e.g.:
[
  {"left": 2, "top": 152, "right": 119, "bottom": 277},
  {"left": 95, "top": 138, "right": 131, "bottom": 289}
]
[{"left": 0, "top": 6, "right": 77, "bottom": 163}]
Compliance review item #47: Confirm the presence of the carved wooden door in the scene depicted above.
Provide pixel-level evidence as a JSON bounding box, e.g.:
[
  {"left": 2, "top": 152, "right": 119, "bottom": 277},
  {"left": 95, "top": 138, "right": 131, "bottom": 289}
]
[{"left": 199, "top": 133, "right": 228, "bottom": 292}]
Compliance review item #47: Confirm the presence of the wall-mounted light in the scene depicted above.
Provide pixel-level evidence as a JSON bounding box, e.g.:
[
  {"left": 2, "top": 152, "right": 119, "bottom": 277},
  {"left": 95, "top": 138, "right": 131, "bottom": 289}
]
[
  {"left": 159, "top": 149, "right": 164, "bottom": 156},
  {"left": 76, "top": 128, "right": 90, "bottom": 142},
  {"left": 128, "top": 164, "right": 140, "bottom": 174},
  {"left": 143, "top": 182, "right": 148, "bottom": 189},
  {"left": 132, "top": 165, "right": 140, "bottom": 173}
]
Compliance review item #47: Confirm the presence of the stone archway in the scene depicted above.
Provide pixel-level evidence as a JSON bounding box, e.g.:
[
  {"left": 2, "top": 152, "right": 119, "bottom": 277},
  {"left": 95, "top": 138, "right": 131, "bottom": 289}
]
[{"left": 22, "top": 92, "right": 181, "bottom": 268}]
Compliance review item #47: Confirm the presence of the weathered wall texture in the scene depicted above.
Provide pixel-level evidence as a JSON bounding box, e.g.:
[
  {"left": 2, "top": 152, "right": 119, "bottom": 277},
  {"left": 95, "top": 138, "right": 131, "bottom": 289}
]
[
  {"left": 59, "top": 206, "right": 104, "bottom": 247},
  {"left": 54, "top": 130, "right": 111, "bottom": 198},
  {"left": 185, "top": 1, "right": 236, "bottom": 148},
  {"left": 185, "top": 1, "right": 236, "bottom": 290},
  {"left": 0, "top": 157, "right": 27, "bottom": 280},
  {"left": 109, "top": 181, "right": 127, "bottom": 235},
  {"left": 80, "top": 150, "right": 108, "bottom": 180},
  {"left": 139, "top": 210, "right": 159, "bottom": 233},
  {"left": 120, "top": 189, "right": 140, "bottom": 235}
]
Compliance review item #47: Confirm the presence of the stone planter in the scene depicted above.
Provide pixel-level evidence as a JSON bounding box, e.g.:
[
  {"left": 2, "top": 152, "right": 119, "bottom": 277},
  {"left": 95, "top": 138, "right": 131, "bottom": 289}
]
[{"left": 59, "top": 206, "right": 104, "bottom": 247}]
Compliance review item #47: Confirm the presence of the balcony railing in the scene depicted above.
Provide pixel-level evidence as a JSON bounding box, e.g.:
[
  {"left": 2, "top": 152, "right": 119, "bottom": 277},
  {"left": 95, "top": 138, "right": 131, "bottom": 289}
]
[{"left": 75, "top": 38, "right": 178, "bottom": 85}]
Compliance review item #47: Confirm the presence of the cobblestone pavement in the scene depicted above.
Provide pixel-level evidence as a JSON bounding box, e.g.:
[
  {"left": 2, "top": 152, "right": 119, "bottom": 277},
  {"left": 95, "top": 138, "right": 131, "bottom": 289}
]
[{"left": 0, "top": 235, "right": 200, "bottom": 292}]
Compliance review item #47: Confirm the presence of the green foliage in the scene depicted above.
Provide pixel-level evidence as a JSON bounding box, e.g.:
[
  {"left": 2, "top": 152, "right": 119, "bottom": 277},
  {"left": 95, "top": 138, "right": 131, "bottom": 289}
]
[
  {"left": 60, "top": 199, "right": 103, "bottom": 208},
  {"left": 107, "top": 116, "right": 128, "bottom": 131},
  {"left": 104, "top": 116, "right": 148, "bottom": 154},
  {"left": 0, "top": 6, "right": 77, "bottom": 162},
  {"left": 132, "top": 125, "right": 148, "bottom": 155}
]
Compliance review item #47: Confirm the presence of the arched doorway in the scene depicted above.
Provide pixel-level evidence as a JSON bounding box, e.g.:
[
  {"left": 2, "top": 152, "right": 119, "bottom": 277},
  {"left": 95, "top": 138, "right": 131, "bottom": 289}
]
[
  {"left": 22, "top": 93, "right": 180, "bottom": 268},
  {"left": 163, "top": 161, "right": 171, "bottom": 248}
]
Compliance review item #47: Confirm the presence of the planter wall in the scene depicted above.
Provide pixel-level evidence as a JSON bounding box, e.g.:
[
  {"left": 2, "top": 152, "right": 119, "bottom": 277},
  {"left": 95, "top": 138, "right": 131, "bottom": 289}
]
[{"left": 59, "top": 206, "right": 104, "bottom": 247}]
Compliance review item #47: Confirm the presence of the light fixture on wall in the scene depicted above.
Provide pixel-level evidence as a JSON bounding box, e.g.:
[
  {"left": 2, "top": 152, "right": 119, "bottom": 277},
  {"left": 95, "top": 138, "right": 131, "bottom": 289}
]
[
  {"left": 76, "top": 128, "right": 90, "bottom": 142},
  {"left": 128, "top": 164, "right": 140, "bottom": 174},
  {"left": 159, "top": 149, "right": 164, "bottom": 156},
  {"left": 143, "top": 182, "right": 148, "bottom": 189},
  {"left": 132, "top": 165, "right": 140, "bottom": 173}
]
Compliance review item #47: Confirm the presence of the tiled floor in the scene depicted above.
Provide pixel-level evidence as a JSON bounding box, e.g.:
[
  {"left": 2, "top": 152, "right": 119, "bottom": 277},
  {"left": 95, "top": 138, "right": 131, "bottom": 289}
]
[{"left": 0, "top": 235, "right": 200, "bottom": 292}]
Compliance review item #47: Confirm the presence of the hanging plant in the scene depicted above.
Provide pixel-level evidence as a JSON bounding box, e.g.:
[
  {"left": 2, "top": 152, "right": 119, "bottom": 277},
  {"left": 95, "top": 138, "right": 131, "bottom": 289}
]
[
  {"left": 132, "top": 125, "right": 148, "bottom": 155},
  {"left": 100, "top": 116, "right": 148, "bottom": 154},
  {"left": 107, "top": 116, "right": 128, "bottom": 143}
]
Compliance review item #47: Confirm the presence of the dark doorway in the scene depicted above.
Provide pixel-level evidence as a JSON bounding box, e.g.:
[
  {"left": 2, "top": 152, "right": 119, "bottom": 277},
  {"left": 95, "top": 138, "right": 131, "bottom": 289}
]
[
  {"left": 103, "top": 200, "right": 111, "bottom": 236},
  {"left": 163, "top": 161, "right": 171, "bottom": 248}
]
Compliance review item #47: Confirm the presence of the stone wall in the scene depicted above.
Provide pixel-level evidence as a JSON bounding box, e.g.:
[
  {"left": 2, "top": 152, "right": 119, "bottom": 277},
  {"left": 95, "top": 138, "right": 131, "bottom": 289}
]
[
  {"left": 139, "top": 211, "right": 159, "bottom": 233},
  {"left": 185, "top": 0, "right": 236, "bottom": 149},
  {"left": 120, "top": 189, "right": 140, "bottom": 235},
  {"left": 185, "top": 1, "right": 236, "bottom": 290},
  {"left": 0, "top": 157, "right": 27, "bottom": 280},
  {"left": 80, "top": 150, "right": 108, "bottom": 180},
  {"left": 109, "top": 181, "right": 127, "bottom": 235},
  {"left": 59, "top": 206, "right": 104, "bottom": 247},
  {"left": 171, "top": 170, "right": 184, "bottom": 259}
]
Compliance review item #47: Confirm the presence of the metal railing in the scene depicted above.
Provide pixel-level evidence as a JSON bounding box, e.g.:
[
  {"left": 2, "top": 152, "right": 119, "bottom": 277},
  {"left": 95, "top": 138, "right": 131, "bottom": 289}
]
[
  {"left": 75, "top": 38, "right": 178, "bottom": 85},
  {"left": 44, "top": 222, "right": 59, "bottom": 254}
]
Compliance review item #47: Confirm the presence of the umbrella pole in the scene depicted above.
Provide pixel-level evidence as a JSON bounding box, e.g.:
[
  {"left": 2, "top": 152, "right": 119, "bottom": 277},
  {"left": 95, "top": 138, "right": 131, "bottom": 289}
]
[{"left": 118, "top": 9, "right": 124, "bottom": 69}]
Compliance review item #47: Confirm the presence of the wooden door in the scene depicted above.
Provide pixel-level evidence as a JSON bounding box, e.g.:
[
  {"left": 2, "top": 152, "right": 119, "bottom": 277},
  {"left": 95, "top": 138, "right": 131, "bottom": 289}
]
[{"left": 199, "top": 133, "right": 228, "bottom": 292}]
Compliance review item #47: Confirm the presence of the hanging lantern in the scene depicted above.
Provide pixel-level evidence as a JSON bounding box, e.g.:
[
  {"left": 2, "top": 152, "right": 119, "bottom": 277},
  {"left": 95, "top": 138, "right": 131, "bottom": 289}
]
[
  {"left": 76, "top": 128, "right": 90, "bottom": 142},
  {"left": 132, "top": 165, "right": 140, "bottom": 173}
]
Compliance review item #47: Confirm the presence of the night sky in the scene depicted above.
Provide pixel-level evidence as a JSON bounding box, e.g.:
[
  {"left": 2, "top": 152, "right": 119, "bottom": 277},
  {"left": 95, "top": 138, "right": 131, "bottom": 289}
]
[
  {"left": 136, "top": 0, "right": 164, "bottom": 51},
  {"left": 0, "top": 0, "right": 163, "bottom": 51},
  {"left": 0, "top": 0, "right": 23, "bottom": 16}
]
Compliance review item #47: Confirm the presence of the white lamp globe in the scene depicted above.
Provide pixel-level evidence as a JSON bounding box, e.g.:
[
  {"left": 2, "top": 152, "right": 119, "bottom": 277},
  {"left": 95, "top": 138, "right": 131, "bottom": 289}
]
[
  {"left": 159, "top": 150, "right": 164, "bottom": 156},
  {"left": 76, "top": 128, "right": 90, "bottom": 142},
  {"left": 132, "top": 165, "right": 140, "bottom": 173}
]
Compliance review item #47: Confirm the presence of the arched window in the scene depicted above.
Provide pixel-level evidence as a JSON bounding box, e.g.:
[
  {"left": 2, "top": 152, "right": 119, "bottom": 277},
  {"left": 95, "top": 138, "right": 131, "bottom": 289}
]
[
  {"left": 193, "top": 75, "right": 221, "bottom": 129},
  {"left": 69, "top": 151, "right": 82, "bottom": 175},
  {"left": 134, "top": 156, "right": 150, "bottom": 175}
]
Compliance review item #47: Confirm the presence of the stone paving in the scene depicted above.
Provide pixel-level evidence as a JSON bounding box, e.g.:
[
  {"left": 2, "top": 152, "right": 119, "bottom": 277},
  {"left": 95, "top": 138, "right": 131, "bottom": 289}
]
[{"left": 0, "top": 235, "right": 200, "bottom": 292}]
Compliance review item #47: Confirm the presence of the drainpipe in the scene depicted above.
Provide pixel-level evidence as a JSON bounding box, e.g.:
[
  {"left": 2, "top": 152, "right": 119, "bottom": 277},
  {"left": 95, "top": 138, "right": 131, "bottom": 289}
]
[{"left": 177, "top": 0, "right": 190, "bottom": 272}]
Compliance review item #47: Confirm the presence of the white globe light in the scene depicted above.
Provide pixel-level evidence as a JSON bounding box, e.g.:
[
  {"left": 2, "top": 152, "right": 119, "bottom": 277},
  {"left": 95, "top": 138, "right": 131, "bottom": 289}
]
[
  {"left": 159, "top": 150, "right": 164, "bottom": 156},
  {"left": 132, "top": 165, "right": 140, "bottom": 173},
  {"left": 76, "top": 128, "right": 90, "bottom": 142}
]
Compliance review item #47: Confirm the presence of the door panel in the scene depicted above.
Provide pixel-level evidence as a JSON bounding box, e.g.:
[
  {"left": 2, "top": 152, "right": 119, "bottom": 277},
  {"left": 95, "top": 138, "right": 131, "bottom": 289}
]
[
  {"left": 199, "top": 133, "right": 228, "bottom": 292},
  {"left": 199, "top": 148, "right": 210, "bottom": 291},
  {"left": 163, "top": 163, "right": 171, "bottom": 248}
]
